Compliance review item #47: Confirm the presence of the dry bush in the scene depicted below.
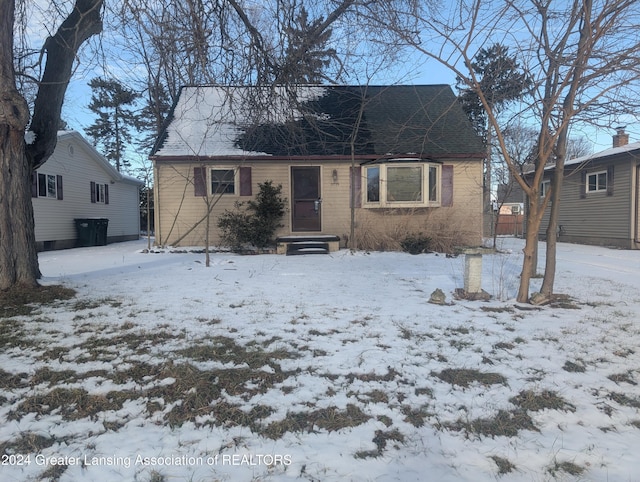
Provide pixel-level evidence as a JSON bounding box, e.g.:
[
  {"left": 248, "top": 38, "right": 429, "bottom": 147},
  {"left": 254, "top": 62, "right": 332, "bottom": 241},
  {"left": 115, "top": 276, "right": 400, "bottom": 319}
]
[{"left": 353, "top": 208, "right": 480, "bottom": 253}]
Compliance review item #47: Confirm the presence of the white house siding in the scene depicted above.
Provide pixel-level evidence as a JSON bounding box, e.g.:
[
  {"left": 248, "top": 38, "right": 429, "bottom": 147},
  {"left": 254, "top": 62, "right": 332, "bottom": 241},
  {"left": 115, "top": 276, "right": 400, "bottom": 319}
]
[
  {"left": 539, "top": 159, "right": 634, "bottom": 248},
  {"left": 32, "top": 132, "right": 142, "bottom": 250},
  {"left": 154, "top": 159, "right": 483, "bottom": 248}
]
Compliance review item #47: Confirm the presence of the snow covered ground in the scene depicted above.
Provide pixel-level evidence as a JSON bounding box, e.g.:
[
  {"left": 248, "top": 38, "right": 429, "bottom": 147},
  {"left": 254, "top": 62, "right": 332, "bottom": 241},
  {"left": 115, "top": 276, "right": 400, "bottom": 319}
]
[{"left": 1, "top": 237, "right": 640, "bottom": 481}]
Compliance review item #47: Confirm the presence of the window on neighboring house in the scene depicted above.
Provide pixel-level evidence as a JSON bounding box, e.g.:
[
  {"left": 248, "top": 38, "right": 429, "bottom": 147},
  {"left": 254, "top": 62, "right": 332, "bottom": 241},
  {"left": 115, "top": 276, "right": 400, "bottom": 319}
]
[
  {"left": 363, "top": 162, "right": 441, "bottom": 207},
  {"left": 587, "top": 170, "right": 607, "bottom": 193},
  {"left": 211, "top": 169, "right": 235, "bottom": 194},
  {"left": 540, "top": 179, "right": 551, "bottom": 198},
  {"left": 90, "top": 181, "right": 109, "bottom": 204},
  {"left": 33, "top": 172, "right": 63, "bottom": 200}
]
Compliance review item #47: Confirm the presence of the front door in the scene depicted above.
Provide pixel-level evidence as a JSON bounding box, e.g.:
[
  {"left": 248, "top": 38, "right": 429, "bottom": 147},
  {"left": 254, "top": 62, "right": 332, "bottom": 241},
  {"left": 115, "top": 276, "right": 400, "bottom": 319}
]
[{"left": 291, "top": 166, "right": 321, "bottom": 231}]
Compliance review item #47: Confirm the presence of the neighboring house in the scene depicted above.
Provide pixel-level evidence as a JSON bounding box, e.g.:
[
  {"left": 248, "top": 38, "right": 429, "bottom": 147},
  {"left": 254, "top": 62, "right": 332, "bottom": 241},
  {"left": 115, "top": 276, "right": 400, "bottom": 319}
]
[
  {"left": 32, "top": 131, "right": 143, "bottom": 251},
  {"left": 150, "top": 85, "right": 485, "bottom": 250},
  {"left": 537, "top": 128, "right": 640, "bottom": 248}
]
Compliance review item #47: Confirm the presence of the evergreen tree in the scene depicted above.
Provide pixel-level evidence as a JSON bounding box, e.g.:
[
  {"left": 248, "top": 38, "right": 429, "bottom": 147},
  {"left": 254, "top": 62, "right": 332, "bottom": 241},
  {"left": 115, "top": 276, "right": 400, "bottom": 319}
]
[
  {"left": 280, "top": 6, "right": 338, "bottom": 83},
  {"left": 85, "top": 77, "right": 141, "bottom": 172},
  {"left": 457, "top": 44, "right": 531, "bottom": 138},
  {"left": 456, "top": 44, "right": 531, "bottom": 242},
  {"left": 138, "top": 83, "right": 172, "bottom": 152}
]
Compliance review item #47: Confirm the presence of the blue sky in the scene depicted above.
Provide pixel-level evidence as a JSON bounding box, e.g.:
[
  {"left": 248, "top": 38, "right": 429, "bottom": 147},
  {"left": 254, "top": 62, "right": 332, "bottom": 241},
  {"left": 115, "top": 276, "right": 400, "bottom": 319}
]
[{"left": 58, "top": 40, "right": 623, "bottom": 165}]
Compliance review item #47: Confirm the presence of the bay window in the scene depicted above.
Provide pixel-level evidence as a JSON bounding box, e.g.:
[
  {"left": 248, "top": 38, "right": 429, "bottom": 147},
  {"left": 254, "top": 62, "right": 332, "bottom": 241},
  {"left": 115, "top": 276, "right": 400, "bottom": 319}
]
[{"left": 363, "top": 161, "right": 441, "bottom": 207}]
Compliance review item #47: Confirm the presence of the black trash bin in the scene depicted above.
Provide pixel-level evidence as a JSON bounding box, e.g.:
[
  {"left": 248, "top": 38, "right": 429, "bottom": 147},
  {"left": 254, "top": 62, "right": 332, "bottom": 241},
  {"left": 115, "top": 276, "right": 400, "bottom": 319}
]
[
  {"left": 75, "top": 218, "right": 109, "bottom": 247},
  {"left": 95, "top": 218, "right": 109, "bottom": 246}
]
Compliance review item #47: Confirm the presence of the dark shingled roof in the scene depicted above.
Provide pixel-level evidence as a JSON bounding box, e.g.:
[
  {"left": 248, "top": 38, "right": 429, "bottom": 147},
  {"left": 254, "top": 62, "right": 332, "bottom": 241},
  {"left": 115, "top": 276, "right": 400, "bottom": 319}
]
[{"left": 151, "top": 85, "right": 484, "bottom": 159}]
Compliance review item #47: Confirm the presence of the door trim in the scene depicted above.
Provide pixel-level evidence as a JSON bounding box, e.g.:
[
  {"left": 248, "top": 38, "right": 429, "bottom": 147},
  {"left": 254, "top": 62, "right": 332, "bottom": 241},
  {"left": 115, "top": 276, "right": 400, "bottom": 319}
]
[{"left": 291, "top": 166, "right": 322, "bottom": 232}]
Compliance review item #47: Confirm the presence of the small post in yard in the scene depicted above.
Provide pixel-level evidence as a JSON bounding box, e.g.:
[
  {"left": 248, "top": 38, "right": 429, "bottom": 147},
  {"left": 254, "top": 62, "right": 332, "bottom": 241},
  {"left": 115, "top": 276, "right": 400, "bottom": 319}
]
[{"left": 455, "top": 247, "right": 492, "bottom": 300}]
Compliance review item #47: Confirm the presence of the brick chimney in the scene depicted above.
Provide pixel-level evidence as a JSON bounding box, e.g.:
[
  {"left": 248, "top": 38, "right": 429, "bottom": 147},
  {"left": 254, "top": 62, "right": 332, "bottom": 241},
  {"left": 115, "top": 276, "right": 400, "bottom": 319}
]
[{"left": 613, "top": 127, "right": 629, "bottom": 148}]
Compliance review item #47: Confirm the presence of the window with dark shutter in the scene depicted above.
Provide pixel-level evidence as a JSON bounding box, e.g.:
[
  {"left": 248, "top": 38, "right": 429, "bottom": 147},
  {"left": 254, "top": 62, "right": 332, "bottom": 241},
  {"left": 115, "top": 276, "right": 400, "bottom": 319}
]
[
  {"left": 104, "top": 184, "right": 109, "bottom": 204},
  {"left": 38, "top": 173, "right": 47, "bottom": 197},
  {"left": 211, "top": 169, "right": 235, "bottom": 194},
  {"left": 91, "top": 181, "right": 96, "bottom": 203}
]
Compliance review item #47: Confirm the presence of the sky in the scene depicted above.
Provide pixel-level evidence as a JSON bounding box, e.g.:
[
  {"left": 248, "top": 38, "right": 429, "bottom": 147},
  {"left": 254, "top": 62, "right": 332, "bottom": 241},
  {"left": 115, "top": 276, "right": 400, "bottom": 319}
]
[{"left": 1, "top": 237, "right": 640, "bottom": 481}]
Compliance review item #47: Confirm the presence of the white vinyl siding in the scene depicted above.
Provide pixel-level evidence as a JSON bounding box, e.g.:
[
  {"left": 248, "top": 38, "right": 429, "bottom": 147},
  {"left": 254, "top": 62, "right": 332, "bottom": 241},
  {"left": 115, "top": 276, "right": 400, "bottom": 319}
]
[{"left": 32, "top": 133, "right": 141, "bottom": 245}]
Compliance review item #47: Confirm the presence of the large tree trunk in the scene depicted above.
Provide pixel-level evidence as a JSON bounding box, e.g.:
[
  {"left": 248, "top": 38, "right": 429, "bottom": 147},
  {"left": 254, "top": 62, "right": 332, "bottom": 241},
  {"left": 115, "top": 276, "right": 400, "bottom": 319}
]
[
  {"left": 0, "top": 0, "right": 38, "bottom": 289},
  {"left": 0, "top": 125, "right": 40, "bottom": 289},
  {"left": 0, "top": 0, "right": 102, "bottom": 290}
]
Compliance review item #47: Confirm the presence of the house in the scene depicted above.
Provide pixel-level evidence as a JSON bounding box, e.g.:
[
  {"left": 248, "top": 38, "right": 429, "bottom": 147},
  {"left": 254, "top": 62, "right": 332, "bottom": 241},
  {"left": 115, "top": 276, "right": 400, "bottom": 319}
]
[
  {"left": 31, "top": 131, "right": 143, "bottom": 251},
  {"left": 538, "top": 128, "right": 640, "bottom": 249},
  {"left": 150, "top": 85, "right": 485, "bottom": 251}
]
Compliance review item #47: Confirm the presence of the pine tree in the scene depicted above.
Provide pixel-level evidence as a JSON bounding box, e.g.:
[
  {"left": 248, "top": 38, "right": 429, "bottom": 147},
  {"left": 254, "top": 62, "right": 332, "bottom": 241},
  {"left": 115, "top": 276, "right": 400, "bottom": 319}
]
[
  {"left": 457, "top": 44, "right": 531, "bottom": 138},
  {"left": 85, "top": 77, "right": 140, "bottom": 172},
  {"left": 137, "top": 83, "right": 171, "bottom": 152},
  {"left": 280, "top": 6, "right": 338, "bottom": 84}
]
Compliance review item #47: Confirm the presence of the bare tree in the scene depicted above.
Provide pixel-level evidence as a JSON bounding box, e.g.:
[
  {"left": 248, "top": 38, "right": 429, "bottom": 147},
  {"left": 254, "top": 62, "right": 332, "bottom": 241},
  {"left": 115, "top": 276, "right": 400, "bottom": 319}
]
[
  {"left": 369, "top": 0, "right": 640, "bottom": 302},
  {"left": 0, "top": 0, "right": 103, "bottom": 290}
]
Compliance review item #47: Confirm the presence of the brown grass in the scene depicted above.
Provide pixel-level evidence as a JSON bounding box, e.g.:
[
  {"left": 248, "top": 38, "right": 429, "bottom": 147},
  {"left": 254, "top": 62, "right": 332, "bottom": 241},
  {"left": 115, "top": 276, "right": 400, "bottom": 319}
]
[
  {"left": 262, "top": 404, "right": 370, "bottom": 440},
  {"left": 444, "top": 409, "right": 538, "bottom": 438},
  {"left": 490, "top": 455, "right": 516, "bottom": 475},
  {"left": 0, "top": 432, "right": 57, "bottom": 454},
  {"left": 510, "top": 390, "right": 576, "bottom": 412},
  {"left": 433, "top": 368, "right": 507, "bottom": 388},
  {"left": 0, "top": 284, "right": 75, "bottom": 318},
  {"left": 355, "top": 429, "right": 405, "bottom": 459},
  {"left": 549, "top": 460, "right": 585, "bottom": 477},
  {"left": 9, "top": 388, "right": 133, "bottom": 421}
]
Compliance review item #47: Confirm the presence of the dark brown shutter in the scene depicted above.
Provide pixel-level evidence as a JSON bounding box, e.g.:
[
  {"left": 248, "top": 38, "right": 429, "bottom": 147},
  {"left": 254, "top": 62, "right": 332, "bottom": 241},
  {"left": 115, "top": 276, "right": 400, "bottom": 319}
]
[
  {"left": 580, "top": 171, "right": 587, "bottom": 198},
  {"left": 91, "top": 181, "right": 96, "bottom": 203},
  {"left": 194, "top": 167, "right": 206, "bottom": 196},
  {"left": 31, "top": 172, "right": 38, "bottom": 197},
  {"left": 441, "top": 165, "right": 454, "bottom": 207},
  {"left": 38, "top": 173, "right": 47, "bottom": 197},
  {"left": 56, "top": 175, "right": 63, "bottom": 200},
  {"left": 607, "top": 165, "right": 614, "bottom": 196},
  {"left": 350, "top": 166, "right": 361, "bottom": 208},
  {"left": 104, "top": 184, "right": 109, "bottom": 204},
  {"left": 239, "top": 167, "right": 252, "bottom": 196}
]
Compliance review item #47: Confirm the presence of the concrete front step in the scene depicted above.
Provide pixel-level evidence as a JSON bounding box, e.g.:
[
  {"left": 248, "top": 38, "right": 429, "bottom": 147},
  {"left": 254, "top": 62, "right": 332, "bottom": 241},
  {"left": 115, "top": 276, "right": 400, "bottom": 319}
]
[
  {"left": 286, "top": 244, "right": 330, "bottom": 255},
  {"left": 276, "top": 235, "right": 340, "bottom": 255}
]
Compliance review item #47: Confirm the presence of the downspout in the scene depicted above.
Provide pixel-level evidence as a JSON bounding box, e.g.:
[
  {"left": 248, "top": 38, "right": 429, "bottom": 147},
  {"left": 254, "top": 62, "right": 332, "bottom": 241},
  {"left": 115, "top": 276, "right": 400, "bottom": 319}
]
[
  {"left": 153, "top": 160, "right": 161, "bottom": 246},
  {"left": 635, "top": 163, "right": 640, "bottom": 246}
]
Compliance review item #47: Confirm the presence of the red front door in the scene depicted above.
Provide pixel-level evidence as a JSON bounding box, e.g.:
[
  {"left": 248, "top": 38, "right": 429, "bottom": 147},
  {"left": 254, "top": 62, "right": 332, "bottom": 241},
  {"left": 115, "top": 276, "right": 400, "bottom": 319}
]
[{"left": 291, "top": 166, "right": 321, "bottom": 231}]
